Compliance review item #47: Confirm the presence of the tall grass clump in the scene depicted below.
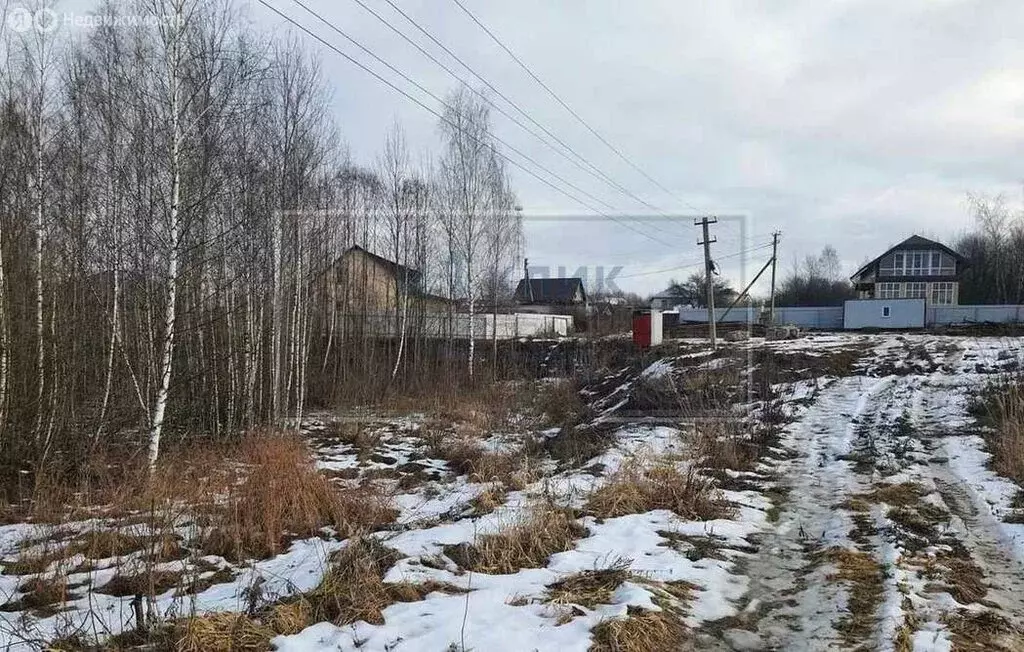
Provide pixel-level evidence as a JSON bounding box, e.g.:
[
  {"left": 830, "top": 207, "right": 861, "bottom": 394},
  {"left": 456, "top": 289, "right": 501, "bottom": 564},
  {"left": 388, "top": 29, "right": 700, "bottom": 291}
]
[
  {"left": 974, "top": 374, "right": 1024, "bottom": 487},
  {"left": 587, "top": 462, "right": 733, "bottom": 521},
  {"left": 200, "top": 434, "right": 395, "bottom": 560}
]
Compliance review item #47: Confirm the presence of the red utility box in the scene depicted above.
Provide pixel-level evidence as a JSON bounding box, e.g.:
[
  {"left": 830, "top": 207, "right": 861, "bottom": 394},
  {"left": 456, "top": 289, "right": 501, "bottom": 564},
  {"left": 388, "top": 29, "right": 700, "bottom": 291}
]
[{"left": 632, "top": 310, "right": 652, "bottom": 348}]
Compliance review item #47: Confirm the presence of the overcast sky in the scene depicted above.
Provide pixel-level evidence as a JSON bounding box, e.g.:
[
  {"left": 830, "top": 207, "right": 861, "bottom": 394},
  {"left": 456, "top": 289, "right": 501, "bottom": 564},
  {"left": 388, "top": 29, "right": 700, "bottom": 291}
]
[{"left": 59, "top": 0, "right": 1024, "bottom": 295}]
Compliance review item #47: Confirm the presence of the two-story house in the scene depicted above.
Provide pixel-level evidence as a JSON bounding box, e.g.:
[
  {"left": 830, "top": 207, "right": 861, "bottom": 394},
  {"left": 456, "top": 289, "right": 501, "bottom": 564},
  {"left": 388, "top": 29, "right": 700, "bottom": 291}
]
[{"left": 849, "top": 235, "right": 966, "bottom": 305}]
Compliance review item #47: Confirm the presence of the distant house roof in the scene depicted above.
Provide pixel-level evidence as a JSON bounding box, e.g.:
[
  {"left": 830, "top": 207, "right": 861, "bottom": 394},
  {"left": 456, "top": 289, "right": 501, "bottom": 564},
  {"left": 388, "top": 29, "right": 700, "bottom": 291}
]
[
  {"left": 850, "top": 235, "right": 966, "bottom": 281},
  {"left": 342, "top": 245, "right": 423, "bottom": 286},
  {"left": 513, "top": 278, "right": 587, "bottom": 305}
]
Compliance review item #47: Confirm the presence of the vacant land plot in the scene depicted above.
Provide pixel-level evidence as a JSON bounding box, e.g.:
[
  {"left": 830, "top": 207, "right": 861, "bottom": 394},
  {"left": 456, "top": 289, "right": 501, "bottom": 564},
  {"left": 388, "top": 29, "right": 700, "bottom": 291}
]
[{"left": 1, "top": 334, "right": 1022, "bottom": 651}]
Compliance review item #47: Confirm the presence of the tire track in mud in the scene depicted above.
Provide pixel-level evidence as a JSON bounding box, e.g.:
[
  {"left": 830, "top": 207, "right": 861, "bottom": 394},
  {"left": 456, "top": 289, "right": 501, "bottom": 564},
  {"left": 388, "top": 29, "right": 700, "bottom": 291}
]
[
  {"left": 908, "top": 379, "right": 1024, "bottom": 643},
  {"left": 694, "top": 337, "right": 1024, "bottom": 651},
  {"left": 696, "top": 375, "right": 898, "bottom": 651}
]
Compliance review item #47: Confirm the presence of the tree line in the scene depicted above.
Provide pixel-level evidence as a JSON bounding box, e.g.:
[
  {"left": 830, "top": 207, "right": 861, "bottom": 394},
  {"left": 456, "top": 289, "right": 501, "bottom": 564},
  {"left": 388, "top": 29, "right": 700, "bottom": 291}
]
[
  {"left": 0, "top": 0, "right": 523, "bottom": 477},
  {"left": 955, "top": 194, "right": 1024, "bottom": 305}
]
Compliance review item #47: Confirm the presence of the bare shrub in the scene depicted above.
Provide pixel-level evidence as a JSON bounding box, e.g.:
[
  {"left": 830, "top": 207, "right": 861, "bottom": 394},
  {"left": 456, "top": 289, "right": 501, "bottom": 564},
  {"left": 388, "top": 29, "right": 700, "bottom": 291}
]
[{"left": 587, "top": 463, "right": 733, "bottom": 521}]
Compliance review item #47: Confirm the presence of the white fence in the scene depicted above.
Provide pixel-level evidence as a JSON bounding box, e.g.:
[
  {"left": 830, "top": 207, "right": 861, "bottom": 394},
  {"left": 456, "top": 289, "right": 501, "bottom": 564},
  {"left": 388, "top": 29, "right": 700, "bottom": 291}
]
[
  {"left": 677, "top": 306, "right": 842, "bottom": 328},
  {"left": 774, "top": 306, "right": 845, "bottom": 329},
  {"left": 678, "top": 307, "right": 760, "bottom": 324},
  {"left": 658, "top": 303, "right": 1024, "bottom": 331},
  {"left": 927, "top": 305, "right": 1024, "bottom": 325},
  {"left": 371, "top": 312, "right": 573, "bottom": 339}
]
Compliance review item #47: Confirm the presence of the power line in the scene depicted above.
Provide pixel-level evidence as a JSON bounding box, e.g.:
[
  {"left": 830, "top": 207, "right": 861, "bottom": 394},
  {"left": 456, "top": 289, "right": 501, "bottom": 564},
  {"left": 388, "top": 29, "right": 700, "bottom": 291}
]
[
  {"left": 616, "top": 242, "right": 774, "bottom": 279},
  {"left": 289, "top": 0, "right": 623, "bottom": 214},
  {"left": 257, "top": 0, "right": 674, "bottom": 247},
  {"left": 367, "top": 0, "right": 679, "bottom": 225},
  {"left": 449, "top": 0, "right": 702, "bottom": 213}
]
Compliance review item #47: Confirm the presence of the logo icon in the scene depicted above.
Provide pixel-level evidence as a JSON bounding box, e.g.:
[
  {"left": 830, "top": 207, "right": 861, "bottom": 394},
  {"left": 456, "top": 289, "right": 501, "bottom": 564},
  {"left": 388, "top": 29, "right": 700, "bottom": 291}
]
[
  {"left": 6, "top": 6, "right": 33, "bottom": 32},
  {"left": 34, "top": 7, "right": 58, "bottom": 33}
]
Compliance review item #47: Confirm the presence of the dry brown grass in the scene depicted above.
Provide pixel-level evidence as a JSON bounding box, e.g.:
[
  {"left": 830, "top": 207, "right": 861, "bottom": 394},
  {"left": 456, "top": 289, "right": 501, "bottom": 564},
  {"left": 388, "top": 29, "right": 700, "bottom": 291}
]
[
  {"left": 887, "top": 504, "right": 949, "bottom": 540},
  {"left": 539, "top": 378, "right": 590, "bottom": 430},
  {"left": 546, "top": 560, "right": 632, "bottom": 608},
  {"left": 306, "top": 537, "right": 402, "bottom": 624},
  {"left": 942, "top": 610, "right": 1024, "bottom": 651},
  {"left": 689, "top": 422, "right": 761, "bottom": 473},
  {"left": 457, "top": 505, "right": 588, "bottom": 574},
  {"left": 267, "top": 600, "right": 314, "bottom": 636},
  {"left": 97, "top": 570, "right": 184, "bottom": 597},
  {"left": 322, "top": 421, "right": 382, "bottom": 459},
  {"left": 175, "top": 612, "right": 275, "bottom": 652},
  {"left": 200, "top": 434, "right": 395, "bottom": 561},
  {"left": 589, "top": 607, "right": 689, "bottom": 652},
  {"left": 469, "top": 485, "right": 508, "bottom": 516},
  {"left": 0, "top": 576, "right": 71, "bottom": 615},
  {"left": 976, "top": 377, "right": 1024, "bottom": 488},
  {"left": 587, "top": 464, "right": 733, "bottom": 521},
  {"left": 425, "top": 432, "right": 537, "bottom": 489},
  {"left": 300, "top": 537, "right": 463, "bottom": 627},
  {"left": 863, "top": 482, "right": 928, "bottom": 507},
  {"left": 821, "top": 547, "right": 885, "bottom": 645},
  {"left": 627, "top": 374, "right": 679, "bottom": 412}
]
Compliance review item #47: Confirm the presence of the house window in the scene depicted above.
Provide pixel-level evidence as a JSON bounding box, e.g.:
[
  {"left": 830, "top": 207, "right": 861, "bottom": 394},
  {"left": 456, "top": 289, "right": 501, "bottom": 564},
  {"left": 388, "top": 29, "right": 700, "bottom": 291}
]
[
  {"left": 930, "top": 282, "right": 954, "bottom": 305},
  {"left": 904, "top": 282, "right": 927, "bottom": 299},
  {"left": 876, "top": 282, "right": 901, "bottom": 299},
  {"left": 884, "top": 250, "right": 956, "bottom": 277},
  {"left": 909, "top": 252, "right": 925, "bottom": 275},
  {"left": 883, "top": 306, "right": 891, "bottom": 318}
]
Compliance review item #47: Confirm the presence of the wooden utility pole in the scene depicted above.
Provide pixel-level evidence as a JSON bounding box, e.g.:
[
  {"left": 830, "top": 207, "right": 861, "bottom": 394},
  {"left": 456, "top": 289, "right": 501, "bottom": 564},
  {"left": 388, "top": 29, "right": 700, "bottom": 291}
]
[
  {"left": 695, "top": 216, "right": 718, "bottom": 350},
  {"left": 769, "top": 231, "right": 780, "bottom": 324}
]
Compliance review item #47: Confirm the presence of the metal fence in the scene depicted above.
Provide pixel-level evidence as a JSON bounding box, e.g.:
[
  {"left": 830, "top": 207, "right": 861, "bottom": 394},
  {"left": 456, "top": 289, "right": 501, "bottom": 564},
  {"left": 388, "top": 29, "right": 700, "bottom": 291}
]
[
  {"left": 773, "top": 307, "right": 845, "bottom": 329},
  {"left": 677, "top": 307, "right": 760, "bottom": 324},
  {"left": 927, "top": 305, "right": 1024, "bottom": 325}
]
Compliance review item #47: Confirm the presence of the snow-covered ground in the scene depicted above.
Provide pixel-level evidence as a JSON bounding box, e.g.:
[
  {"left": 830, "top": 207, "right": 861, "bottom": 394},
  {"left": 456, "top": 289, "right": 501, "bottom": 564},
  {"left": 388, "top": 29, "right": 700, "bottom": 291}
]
[{"left": 1, "top": 333, "right": 1023, "bottom": 650}]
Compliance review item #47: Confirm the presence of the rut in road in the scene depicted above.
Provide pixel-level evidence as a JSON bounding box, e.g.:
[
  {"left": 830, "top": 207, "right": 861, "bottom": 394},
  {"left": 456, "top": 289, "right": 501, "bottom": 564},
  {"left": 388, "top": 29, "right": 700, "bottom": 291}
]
[
  {"left": 698, "top": 363, "right": 1024, "bottom": 651},
  {"left": 696, "top": 375, "right": 896, "bottom": 651}
]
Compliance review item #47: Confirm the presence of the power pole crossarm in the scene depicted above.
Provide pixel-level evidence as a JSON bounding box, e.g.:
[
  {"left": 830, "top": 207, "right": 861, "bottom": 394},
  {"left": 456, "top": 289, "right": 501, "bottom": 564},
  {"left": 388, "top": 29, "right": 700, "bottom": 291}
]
[{"left": 695, "top": 216, "right": 718, "bottom": 350}]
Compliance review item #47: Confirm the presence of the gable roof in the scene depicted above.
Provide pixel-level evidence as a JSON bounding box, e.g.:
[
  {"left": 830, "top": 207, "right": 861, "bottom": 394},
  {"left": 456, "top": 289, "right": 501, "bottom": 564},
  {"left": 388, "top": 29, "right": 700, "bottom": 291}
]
[
  {"left": 850, "top": 235, "right": 966, "bottom": 281},
  {"left": 342, "top": 245, "right": 423, "bottom": 286},
  {"left": 514, "top": 278, "right": 587, "bottom": 304}
]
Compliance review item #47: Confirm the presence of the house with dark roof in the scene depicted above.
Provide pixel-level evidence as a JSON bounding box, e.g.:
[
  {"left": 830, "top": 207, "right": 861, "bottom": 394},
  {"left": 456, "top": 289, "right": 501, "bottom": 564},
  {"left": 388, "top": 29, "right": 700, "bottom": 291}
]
[
  {"left": 850, "top": 235, "right": 967, "bottom": 305},
  {"left": 513, "top": 277, "right": 587, "bottom": 314}
]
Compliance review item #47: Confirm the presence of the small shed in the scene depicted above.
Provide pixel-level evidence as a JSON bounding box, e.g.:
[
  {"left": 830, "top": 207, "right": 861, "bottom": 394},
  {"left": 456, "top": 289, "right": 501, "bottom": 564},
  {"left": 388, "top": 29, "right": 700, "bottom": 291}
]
[
  {"left": 632, "top": 309, "right": 664, "bottom": 348},
  {"left": 844, "top": 299, "right": 925, "bottom": 330}
]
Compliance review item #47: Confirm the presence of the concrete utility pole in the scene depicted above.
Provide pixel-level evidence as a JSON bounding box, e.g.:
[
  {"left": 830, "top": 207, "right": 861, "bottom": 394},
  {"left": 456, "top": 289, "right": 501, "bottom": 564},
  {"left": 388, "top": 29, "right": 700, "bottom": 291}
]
[
  {"left": 524, "top": 257, "right": 533, "bottom": 302},
  {"left": 695, "top": 216, "right": 718, "bottom": 350},
  {"left": 769, "top": 231, "right": 781, "bottom": 325}
]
